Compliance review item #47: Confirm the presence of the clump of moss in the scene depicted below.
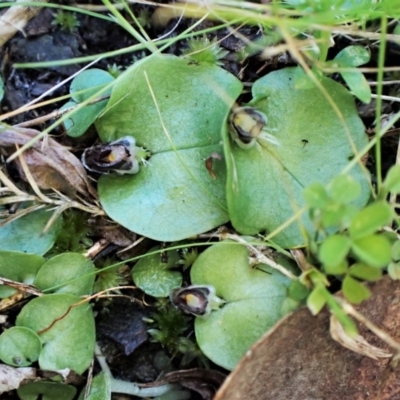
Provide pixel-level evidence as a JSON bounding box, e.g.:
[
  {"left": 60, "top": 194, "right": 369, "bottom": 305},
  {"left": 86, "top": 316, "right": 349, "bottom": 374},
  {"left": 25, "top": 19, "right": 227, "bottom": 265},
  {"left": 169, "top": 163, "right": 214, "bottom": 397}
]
[
  {"left": 94, "top": 257, "right": 128, "bottom": 294},
  {"left": 48, "top": 209, "right": 91, "bottom": 255},
  {"left": 148, "top": 300, "right": 207, "bottom": 366},
  {"left": 148, "top": 300, "right": 190, "bottom": 349},
  {"left": 52, "top": 10, "right": 80, "bottom": 32},
  {"left": 183, "top": 36, "right": 228, "bottom": 65}
]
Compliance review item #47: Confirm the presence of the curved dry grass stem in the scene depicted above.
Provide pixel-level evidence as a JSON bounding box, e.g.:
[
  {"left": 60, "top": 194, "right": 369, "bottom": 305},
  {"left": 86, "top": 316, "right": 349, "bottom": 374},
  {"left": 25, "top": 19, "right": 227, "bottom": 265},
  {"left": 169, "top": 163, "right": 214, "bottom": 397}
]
[{"left": 336, "top": 297, "right": 400, "bottom": 354}]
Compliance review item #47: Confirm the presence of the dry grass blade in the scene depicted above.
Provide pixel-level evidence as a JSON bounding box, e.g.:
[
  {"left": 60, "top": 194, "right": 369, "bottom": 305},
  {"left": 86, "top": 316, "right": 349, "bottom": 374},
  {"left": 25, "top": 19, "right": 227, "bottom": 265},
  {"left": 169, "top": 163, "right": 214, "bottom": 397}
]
[
  {"left": 17, "top": 145, "right": 53, "bottom": 204},
  {"left": 0, "top": 0, "right": 48, "bottom": 47},
  {"left": 0, "top": 168, "right": 26, "bottom": 196},
  {"left": 330, "top": 315, "right": 392, "bottom": 360},
  {"left": 0, "top": 195, "right": 38, "bottom": 206}
]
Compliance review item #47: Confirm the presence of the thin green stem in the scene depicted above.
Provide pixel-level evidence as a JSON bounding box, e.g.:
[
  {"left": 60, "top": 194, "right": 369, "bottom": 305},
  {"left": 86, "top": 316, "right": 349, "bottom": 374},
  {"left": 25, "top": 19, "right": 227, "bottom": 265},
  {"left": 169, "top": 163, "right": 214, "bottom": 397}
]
[{"left": 374, "top": 15, "right": 388, "bottom": 191}]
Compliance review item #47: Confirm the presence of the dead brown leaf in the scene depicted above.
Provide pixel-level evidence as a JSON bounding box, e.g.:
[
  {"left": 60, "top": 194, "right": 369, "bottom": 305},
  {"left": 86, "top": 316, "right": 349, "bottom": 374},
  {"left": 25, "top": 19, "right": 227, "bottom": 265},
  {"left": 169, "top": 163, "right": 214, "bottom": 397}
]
[
  {"left": 215, "top": 276, "right": 400, "bottom": 400},
  {"left": 0, "top": 126, "right": 96, "bottom": 198}
]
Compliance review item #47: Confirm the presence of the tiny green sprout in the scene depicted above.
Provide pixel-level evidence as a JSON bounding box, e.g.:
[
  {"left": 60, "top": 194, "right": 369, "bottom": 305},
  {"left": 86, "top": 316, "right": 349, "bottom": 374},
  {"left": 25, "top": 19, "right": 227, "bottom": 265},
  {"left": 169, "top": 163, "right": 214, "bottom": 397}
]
[
  {"left": 107, "top": 63, "right": 122, "bottom": 79},
  {"left": 228, "top": 106, "right": 280, "bottom": 149},
  {"left": 175, "top": 337, "right": 209, "bottom": 368},
  {"left": 148, "top": 301, "right": 191, "bottom": 352},
  {"left": 136, "top": 9, "right": 152, "bottom": 29},
  {"left": 47, "top": 209, "right": 90, "bottom": 255},
  {"left": 178, "top": 248, "right": 198, "bottom": 270},
  {"left": 94, "top": 258, "right": 127, "bottom": 294},
  {"left": 183, "top": 36, "right": 229, "bottom": 66},
  {"left": 51, "top": 10, "right": 80, "bottom": 32}
]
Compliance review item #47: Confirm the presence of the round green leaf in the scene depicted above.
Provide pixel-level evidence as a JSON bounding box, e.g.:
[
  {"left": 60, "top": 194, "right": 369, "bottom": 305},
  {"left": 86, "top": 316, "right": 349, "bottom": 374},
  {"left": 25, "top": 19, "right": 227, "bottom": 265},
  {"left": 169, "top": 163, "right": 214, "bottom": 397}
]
[
  {"left": 349, "top": 263, "right": 382, "bottom": 281},
  {"left": 320, "top": 202, "right": 358, "bottom": 229},
  {"left": 61, "top": 100, "right": 108, "bottom": 138},
  {"left": 0, "top": 208, "right": 62, "bottom": 255},
  {"left": 34, "top": 252, "right": 95, "bottom": 295},
  {"left": 319, "top": 234, "right": 351, "bottom": 268},
  {"left": 224, "top": 67, "right": 370, "bottom": 248},
  {"left": 306, "top": 286, "right": 327, "bottom": 315},
  {"left": 388, "top": 262, "right": 400, "bottom": 280},
  {"left": 96, "top": 55, "right": 242, "bottom": 241},
  {"left": 351, "top": 234, "right": 392, "bottom": 268},
  {"left": 349, "top": 201, "right": 393, "bottom": 239},
  {"left": 287, "top": 279, "right": 309, "bottom": 301},
  {"left": 329, "top": 174, "right": 361, "bottom": 203},
  {"left": 190, "top": 241, "right": 294, "bottom": 370},
  {"left": 324, "top": 260, "right": 349, "bottom": 276},
  {"left": 0, "top": 251, "right": 45, "bottom": 298},
  {"left": 78, "top": 371, "right": 110, "bottom": 400},
  {"left": 0, "top": 327, "right": 41, "bottom": 367},
  {"left": 340, "top": 71, "right": 371, "bottom": 104},
  {"left": 16, "top": 293, "right": 95, "bottom": 374},
  {"left": 334, "top": 45, "right": 371, "bottom": 67},
  {"left": 132, "top": 247, "right": 182, "bottom": 297},
  {"left": 302, "top": 182, "right": 331, "bottom": 208},
  {"left": 342, "top": 275, "right": 371, "bottom": 304},
  {"left": 392, "top": 240, "right": 400, "bottom": 261},
  {"left": 384, "top": 164, "right": 400, "bottom": 194},
  {"left": 17, "top": 382, "right": 77, "bottom": 400},
  {"left": 70, "top": 68, "right": 114, "bottom": 103}
]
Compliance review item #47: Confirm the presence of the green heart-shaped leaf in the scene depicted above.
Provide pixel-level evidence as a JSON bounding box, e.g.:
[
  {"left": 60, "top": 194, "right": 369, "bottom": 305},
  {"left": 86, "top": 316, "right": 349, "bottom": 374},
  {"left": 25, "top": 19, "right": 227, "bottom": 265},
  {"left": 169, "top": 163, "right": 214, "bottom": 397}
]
[
  {"left": 0, "top": 251, "right": 45, "bottom": 298},
  {"left": 190, "top": 241, "right": 295, "bottom": 370},
  {"left": 132, "top": 247, "right": 182, "bottom": 297},
  {"left": 0, "top": 326, "right": 41, "bottom": 367},
  {"left": 96, "top": 55, "right": 242, "bottom": 241},
  {"left": 0, "top": 208, "right": 62, "bottom": 255},
  {"left": 16, "top": 293, "right": 95, "bottom": 374},
  {"left": 224, "top": 67, "right": 370, "bottom": 248},
  {"left": 78, "top": 372, "right": 110, "bottom": 400},
  {"left": 34, "top": 252, "right": 95, "bottom": 295}
]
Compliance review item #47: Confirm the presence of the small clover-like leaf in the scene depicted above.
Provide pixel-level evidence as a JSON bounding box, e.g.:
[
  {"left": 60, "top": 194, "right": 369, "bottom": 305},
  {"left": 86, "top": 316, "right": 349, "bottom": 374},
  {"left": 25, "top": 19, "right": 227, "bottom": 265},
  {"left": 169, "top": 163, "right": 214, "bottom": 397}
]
[
  {"left": 351, "top": 234, "right": 392, "bottom": 268},
  {"left": 329, "top": 174, "right": 361, "bottom": 203},
  {"left": 288, "top": 280, "right": 310, "bottom": 301},
  {"left": 342, "top": 275, "right": 371, "bottom": 304},
  {"left": 388, "top": 262, "right": 400, "bottom": 280},
  {"left": 306, "top": 286, "right": 327, "bottom": 315},
  {"left": 392, "top": 240, "right": 400, "bottom": 261},
  {"left": 348, "top": 263, "right": 382, "bottom": 281},
  {"left": 349, "top": 201, "right": 393, "bottom": 239},
  {"left": 323, "top": 260, "right": 348, "bottom": 275},
  {"left": 319, "top": 234, "right": 351, "bottom": 268},
  {"left": 384, "top": 165, "right": 400, "bottom": 194},
  {"left": 303, "top": 182, "right": 331, "bottom": 208}
]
